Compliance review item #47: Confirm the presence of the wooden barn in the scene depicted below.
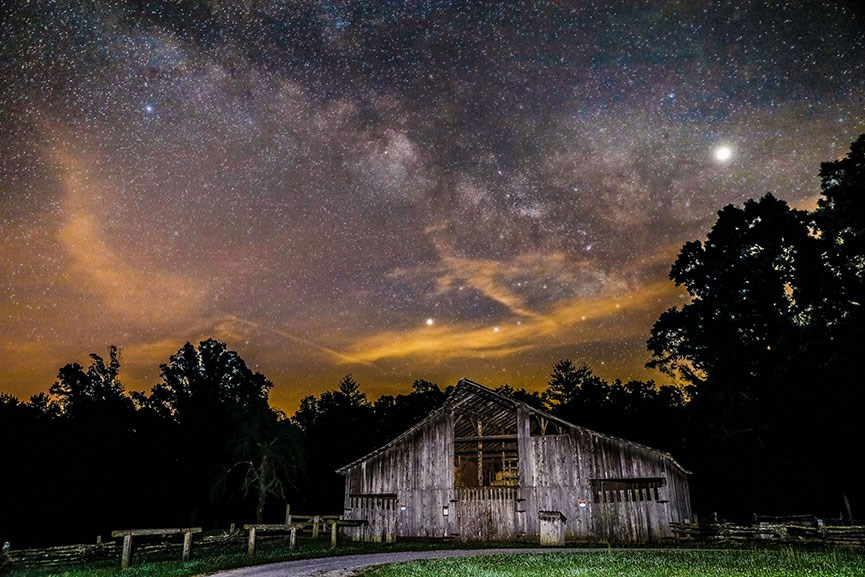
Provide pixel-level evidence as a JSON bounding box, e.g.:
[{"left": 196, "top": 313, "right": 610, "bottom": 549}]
[{"left": 337, "top": 379, "right": 691, "bottom": 544}]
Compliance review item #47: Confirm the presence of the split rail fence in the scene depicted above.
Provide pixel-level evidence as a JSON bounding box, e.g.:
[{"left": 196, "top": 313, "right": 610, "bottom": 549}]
[
  {"left": 671, "top": 516, "right": 865, "bottom": 551},
  {"left": 244, "top": 515, "right": 367, "bottom": 555},
  {"left": 1, "top": 510, "right": 366, "bottom": 572}
]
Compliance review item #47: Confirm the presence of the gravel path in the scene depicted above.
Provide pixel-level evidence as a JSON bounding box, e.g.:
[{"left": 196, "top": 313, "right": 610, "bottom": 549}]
[{"left": 209, "top": 547, "right": 595, "bottom": 577}]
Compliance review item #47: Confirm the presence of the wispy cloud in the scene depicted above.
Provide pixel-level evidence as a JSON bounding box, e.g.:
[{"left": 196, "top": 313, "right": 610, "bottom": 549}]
[
  {"left": 342, "top": 238, "right": 680, "bottom": 366},
  {"left": 55, "top": 150, "right": 208, "bottom": 327},
  {"left": 212, "top": 314, "right": 365, "bottom": 365}
]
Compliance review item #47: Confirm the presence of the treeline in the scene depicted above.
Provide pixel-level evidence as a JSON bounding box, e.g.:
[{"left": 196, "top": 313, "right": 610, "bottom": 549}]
[
  {"left": 0, "top": 340, "right": 303, "bottom": 546},
  {"left": 1, "top": 135, "right": 862, "bottom": 546},
  {"left": 0, "top": 347, "right": 685, "bottom": 547}
]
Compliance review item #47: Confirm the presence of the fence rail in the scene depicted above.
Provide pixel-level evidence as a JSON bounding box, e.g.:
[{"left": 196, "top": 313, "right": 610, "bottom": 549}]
[
  {"left": 1, "top": 515, "right": 361, "bottom": 571},
  {"left": 3, "top": 542, "right": 117, "bottom": 570},
  {"left": 1, "top": 531, "right": 247, "bottom": 571},
  {"left": 671, "top": 520, "right": 865, "bottom": 551}
]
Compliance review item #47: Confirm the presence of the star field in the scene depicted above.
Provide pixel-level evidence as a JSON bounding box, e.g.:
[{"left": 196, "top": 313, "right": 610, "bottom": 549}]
[{"left": 1, "top": 1, "right": 864, "bottom": 410}]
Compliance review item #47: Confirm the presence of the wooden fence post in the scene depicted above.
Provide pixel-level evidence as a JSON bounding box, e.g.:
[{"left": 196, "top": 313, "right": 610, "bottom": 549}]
[
  {"left": 247, "top": 527, "right": 257, "bottom": 556},
  {"left": 312, "top": 515, "right": 320, "bottom": 539},
  {"left": 289, "top": 527, "right": 296, "bottom": 550},
  {"left": 111, "top": 527, "right": 201, "bottom": 568},
  {"left": 121, "top": 534, "right": 132, "bottom": 569},
  {"left": 182, "top": 531, "right": 192, "bottom": 562},
  {"left": 285, "top": 504, "right": 291, "bottom": 525},
  {"left": 331, "top": 522, "right": 338, "bottom": 548}
]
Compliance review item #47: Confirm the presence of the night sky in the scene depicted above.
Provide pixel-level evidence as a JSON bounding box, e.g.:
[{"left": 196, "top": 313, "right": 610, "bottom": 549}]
[{"left": 2, "top": 1, "right": 864, "bottom": 411}]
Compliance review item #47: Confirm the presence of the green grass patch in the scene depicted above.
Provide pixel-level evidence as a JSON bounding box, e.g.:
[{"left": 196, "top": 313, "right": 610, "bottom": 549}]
[
  {"left": 358, "top": 549, "right": 865, "bottom": 577},
  {"left": 7, "top": 544, "right": 865, "bottom": 577}
]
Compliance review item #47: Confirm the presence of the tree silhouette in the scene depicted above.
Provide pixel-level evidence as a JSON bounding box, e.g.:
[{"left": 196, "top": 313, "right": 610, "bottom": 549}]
[
  {"left": 293, "top": 374, "right": 377, "bottom": 508},
  {"left": 18, "top": 346, "right": 142, "bottom": 543},
  {"left": 216, "top": 412, "right": 306, "bottom": 524},
  {"left": 810, "top": 134, "right": 865, "bottom": 384},
  {"left": 647, "top": 194, "right": 818, "bottom": 445},
  {"left": 816, "top": 134, "right": 865, "bottom": 305},
  {"left": 542, "top": 359, "right": 687, "bottom": 454},
  {"left": 136, "top": 339, "right": 280, "bottom": 526},
  {"left": 646, "top": 135, "right": 865, "bottom": 517},
  {"left": 146, "top": 339, "right": 272, "bottom": 422},
  {"left": 545, "top": 359, "right": 607, "bottom": 423},
  {"left": 811, "top": 134, "right": 865, "bottom": 519},
  {"left": 374, "top": 379, "right": 448, "bottom": 442},
  {"left": 494, "top": 383, "right": 545, "bottom": 410},
  {"left": 49, "top": 345, "right": 134, "bottom": 419}
]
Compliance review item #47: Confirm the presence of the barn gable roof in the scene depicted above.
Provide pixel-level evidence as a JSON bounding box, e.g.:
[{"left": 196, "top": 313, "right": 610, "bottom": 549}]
[{"left": 336, "top": 378, "right": 690, "bottom": 475}]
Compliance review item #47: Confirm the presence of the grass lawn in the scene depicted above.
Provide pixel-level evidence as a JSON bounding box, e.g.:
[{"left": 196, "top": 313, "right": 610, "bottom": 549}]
[
  {"left": 358, "top": 549, "right": 865, "bottom": 577},
  {"left": 5, "top": 544, "right": 864, "bottom": 577}
]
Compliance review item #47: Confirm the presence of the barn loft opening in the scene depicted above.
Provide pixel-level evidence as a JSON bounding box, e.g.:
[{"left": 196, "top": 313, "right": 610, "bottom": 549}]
[{"left": 450, "top": 385, "right": 520, "bottom": 488}]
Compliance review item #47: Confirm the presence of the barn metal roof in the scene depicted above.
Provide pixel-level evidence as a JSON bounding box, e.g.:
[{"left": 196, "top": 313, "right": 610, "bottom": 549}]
[{"left": 336, "top": 378, "right": 690, "bottom": 475}]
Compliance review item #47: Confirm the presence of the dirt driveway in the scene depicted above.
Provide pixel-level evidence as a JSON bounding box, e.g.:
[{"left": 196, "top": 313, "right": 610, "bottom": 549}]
[{"left": 209, "top": 547, "right": 587, "bottom": 577}]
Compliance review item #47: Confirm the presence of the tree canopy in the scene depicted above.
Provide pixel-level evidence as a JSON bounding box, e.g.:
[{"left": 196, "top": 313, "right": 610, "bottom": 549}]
[
  {"left": 646, "top": 134, "right": 865, "bottom": 516},
  {"left": 49, "top": 345, "right": 134, "bottom": 420}
]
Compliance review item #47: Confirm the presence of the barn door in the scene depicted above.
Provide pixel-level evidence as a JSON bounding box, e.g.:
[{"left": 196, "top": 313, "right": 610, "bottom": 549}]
[
  {"left": 453, "top": 487, "right": 518, "bottom": 540},
  {"left": 347, "top": 494, "right": 398, "bottom": 542},
  {"left": 591, "top": 478, "right": 667, "bottom": 543}
]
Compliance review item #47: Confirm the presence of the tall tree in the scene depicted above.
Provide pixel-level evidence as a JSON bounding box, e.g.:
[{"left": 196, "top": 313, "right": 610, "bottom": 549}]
[
  {"left": 36, "top": 347, "right": 142, "bottom": 542},
  {"left": 815, "top": 133, "right": 865, "bottom": 310},
  {"left": 810, "top": 134, "right": 865, "bottom": 378},
  {"left": 293, "top": 374, "right": 377, "bottom": 508},
  {"left": 137, "top": 339, "right": 278, "bottom": 527},
  {"left": 545, "top": 359, "right": 607, "bottom": 424},
  {"left": 810, "top": 135, "right": 865, "bottom": 519},
  {"left": 646, "top": 136, "right": 865, "bottom": 516},
  {"left": 647, "top": 194, "right": 817, "bottom": 442},
  {"left": 216, "top": 412, "right": 306, "bottom": 524}
]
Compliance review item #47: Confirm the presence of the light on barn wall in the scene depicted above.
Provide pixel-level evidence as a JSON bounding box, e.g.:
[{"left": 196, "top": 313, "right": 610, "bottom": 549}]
[
  {"left": 442, "top": 506, "right": 449, "bottom": 516},
  {"left": 399, "top": 505, "right": 407, "bottom": 512}
]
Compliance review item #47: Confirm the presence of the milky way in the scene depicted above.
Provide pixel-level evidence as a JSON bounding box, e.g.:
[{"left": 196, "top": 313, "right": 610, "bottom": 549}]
[{"left": 2, "top": 1, "right": 864, "bottom": 410}]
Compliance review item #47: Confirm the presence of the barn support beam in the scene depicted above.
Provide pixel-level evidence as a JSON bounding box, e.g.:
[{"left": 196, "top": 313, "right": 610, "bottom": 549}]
[
  {"left": 454, "top": 434, "right": 517, "bottom": 442},
  {"left": 477, "top": 420, "right": 484, "bottom": 487}
]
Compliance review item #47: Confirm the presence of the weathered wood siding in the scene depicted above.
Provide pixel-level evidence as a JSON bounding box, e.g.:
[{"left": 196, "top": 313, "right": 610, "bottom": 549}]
[
  {"left": 343, "top": 411, "right": 454, "bottom": 538},
  {"left": 516, "top": 407, "right": 691, "bottom": 543},
  {"left": 665, "top": 460, "right": 692, "bottom": 525},
  {"left": 346, "top": 495, "right": 398, "bottom": 542}
]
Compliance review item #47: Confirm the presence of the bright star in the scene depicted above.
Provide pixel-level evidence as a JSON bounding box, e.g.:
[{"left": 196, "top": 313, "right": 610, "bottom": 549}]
[
  {"left": 714, "top": 145, "right": 733, "bottom": 162},
  {"left": 425, "top": 318, "right": 434, "bottom": 326}
]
